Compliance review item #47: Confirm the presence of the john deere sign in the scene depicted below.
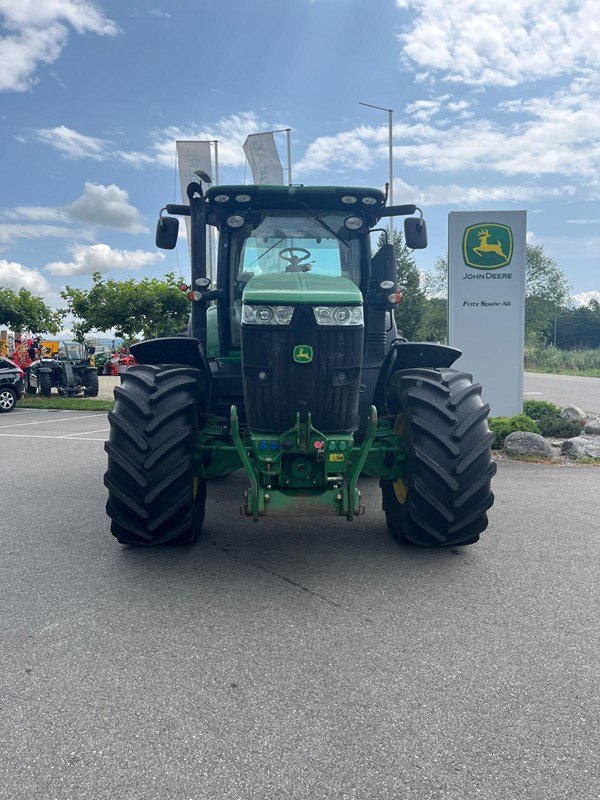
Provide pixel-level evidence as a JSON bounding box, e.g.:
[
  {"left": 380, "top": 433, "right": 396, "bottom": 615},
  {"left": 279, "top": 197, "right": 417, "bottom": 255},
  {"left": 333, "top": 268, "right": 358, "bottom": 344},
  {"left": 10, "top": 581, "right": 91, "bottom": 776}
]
[
  {"left": 448, "top": 211, "right": 526, "bottom": 417},
  {"left": 462, "top": 222, "right": 513, "bottom": 269}
]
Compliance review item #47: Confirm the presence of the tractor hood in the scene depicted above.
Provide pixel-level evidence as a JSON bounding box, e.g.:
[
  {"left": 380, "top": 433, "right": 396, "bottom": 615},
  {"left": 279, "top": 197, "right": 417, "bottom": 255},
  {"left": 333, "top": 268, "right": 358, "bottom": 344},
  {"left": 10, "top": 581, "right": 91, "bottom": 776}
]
[{"left": 242, "top": 273, "right": 362, "bottom": 305}]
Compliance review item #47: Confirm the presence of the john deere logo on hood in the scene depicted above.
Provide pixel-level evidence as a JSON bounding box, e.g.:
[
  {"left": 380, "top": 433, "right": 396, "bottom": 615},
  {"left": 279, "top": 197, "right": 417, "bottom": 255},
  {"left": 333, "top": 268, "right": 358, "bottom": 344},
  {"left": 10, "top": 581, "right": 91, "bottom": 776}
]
[
  {"left": 293, "top": 345, "right": 313, "bottom": 363},
  {"left": 463, "top": 223, "right": 513, "bottom": 270}
]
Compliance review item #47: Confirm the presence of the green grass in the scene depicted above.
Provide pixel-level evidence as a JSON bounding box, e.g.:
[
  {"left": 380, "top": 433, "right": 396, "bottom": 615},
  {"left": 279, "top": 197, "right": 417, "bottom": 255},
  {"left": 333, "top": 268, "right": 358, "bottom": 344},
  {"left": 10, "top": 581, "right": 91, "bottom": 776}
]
[
  {"left": 18, "top": 396, "right": 114, "bottom": 411},
  {"left": 525, "top": 346, "right": 600, "bottom": 377}
]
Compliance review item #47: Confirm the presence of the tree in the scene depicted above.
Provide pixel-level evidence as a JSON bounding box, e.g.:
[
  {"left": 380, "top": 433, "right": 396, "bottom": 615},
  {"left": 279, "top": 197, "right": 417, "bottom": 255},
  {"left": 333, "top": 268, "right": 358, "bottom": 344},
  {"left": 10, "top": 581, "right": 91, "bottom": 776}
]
[
  {"left": 419, "top": 297, "right": 447, "bottom": 343},
  {"left": 524, "top": 244, "right": 570, "bottom": 343},
  {"left": 0, "top": 286, "right": 63, "bottom": 335},
  {"left": 61, "top": 272, "right": 190, "bottom": 341},
  {"left": 377, "top": 230, "right": 426, "bottom": 341},
  {"left": 556, "top": 299, "right": 600, "bottom": 349}
]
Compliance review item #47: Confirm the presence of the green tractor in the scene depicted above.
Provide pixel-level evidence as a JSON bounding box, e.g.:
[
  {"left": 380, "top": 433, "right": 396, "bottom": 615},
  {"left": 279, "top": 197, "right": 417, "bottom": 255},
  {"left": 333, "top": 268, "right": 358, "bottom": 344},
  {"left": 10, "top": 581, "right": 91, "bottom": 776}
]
[
  {"left": 27, "top": 341, "right": 99, "bottom": 397},
  {"left": 104, "top": 181, "right": 495, "bottom": 547}
]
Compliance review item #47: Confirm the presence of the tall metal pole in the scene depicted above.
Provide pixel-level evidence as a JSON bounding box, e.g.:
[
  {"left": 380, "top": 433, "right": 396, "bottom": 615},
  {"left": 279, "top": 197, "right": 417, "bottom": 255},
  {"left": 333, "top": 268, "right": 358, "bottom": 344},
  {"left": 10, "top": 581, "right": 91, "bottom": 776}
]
[
  {"left": 212, "top": 140, "right": 219, "bottom": 184},
  {"left": 359, "top": 102, "right": 394, "bottom": 240},
  {"left": 286, "top": 128, "right": 292, "bottom": 185}
]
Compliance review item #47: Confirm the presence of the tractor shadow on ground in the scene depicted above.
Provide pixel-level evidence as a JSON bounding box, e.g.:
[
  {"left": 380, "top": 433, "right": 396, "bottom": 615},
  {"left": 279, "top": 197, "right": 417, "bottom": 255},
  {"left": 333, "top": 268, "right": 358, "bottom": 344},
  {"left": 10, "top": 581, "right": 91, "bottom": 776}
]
[{"left": 114, "top": 473, "right": 479, "bottom": 606}]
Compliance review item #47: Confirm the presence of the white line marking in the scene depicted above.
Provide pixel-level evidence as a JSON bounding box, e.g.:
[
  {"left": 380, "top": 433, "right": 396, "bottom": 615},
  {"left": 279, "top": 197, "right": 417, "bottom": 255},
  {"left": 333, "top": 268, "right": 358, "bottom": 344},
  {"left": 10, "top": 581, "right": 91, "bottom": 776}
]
[
  {"left": 63, "top": 428, "right": 109, "bottom": 437},
  {"left": 524, "top": 392, "right": 543, "bottom": 395},
  {"left": 0, "top": 432, "right": 106, "bottom": 441},
  {"left": 0, "top": 413, "right": 105, "bottom": 430}
]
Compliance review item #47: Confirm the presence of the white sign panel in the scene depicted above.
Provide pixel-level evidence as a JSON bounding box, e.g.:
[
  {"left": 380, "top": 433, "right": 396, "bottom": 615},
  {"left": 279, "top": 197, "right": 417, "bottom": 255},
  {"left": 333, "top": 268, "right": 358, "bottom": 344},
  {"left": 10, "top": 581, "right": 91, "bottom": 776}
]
[
  {"left": 448, "top": 210, "right": 526, "bottom": 417},
  {"left": 176, "top": 140, "right": 215, "bottom": 279},
  {"left": 243, "top": 132, "right": 284, "bottom": 185}
]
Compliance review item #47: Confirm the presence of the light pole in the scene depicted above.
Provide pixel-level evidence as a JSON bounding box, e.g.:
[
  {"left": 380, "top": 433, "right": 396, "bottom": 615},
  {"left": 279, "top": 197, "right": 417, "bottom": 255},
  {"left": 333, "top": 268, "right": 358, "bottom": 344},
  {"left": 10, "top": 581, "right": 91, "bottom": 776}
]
[{"left": 359, "top": 101, "right": 394, "bottom": 241}]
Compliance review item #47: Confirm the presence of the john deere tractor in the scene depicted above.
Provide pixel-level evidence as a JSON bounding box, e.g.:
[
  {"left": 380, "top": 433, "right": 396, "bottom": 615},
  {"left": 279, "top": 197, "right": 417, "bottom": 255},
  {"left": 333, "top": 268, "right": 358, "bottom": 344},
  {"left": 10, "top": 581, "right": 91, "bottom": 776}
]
[{"left": 104, "top": 182, "right": 496, "bottom": 547}]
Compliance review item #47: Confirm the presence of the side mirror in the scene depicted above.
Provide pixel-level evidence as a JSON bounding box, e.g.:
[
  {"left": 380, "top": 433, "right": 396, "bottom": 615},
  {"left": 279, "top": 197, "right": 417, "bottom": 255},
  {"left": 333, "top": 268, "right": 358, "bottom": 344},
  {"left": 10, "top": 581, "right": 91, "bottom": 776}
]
[
  {"left": 404, "top": 217, "right": 428, "bottom": 250},
  {"left": 371, "top": 243, "right": 396, "bottom": 285},
  {"left": 155, "top": 216, "right": 179, "bottom": 250}
]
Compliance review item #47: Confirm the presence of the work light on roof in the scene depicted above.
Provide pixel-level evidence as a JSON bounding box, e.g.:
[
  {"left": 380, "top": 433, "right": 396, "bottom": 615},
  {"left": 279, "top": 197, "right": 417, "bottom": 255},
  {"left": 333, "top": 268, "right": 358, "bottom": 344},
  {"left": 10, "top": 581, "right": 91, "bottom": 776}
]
[
  {"left": 214, "top": 194, "right": 230, "bottom": 203},
  {"left": 226, "top": 214, "right": 245, "bottom": 228},
  {"left": 341, "top": 195, "right": 358, "bottom": 204},
  {"left": 344, "top": 216, "right": 363, "bottom": 230},
  {"left": 362, "top": 196, "right": 377, "bottom": 205},
  {"left": 235, "top": 194, "right": 251, "bottom": 202}
]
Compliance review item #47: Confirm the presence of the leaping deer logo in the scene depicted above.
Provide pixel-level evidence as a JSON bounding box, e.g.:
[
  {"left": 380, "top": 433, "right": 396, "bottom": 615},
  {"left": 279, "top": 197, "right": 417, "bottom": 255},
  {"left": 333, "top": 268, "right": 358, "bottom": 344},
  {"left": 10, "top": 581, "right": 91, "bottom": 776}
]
[{"left": 473, "top": 228, "right": 507, "bottom": 260}]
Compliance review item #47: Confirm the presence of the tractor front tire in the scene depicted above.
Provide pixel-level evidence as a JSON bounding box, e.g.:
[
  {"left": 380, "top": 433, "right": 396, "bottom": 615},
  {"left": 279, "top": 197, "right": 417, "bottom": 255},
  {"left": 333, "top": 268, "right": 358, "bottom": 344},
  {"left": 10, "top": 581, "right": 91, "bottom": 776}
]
[
  {"left": 104, "top": 364, "right": 207, "bottom": 546},
  {"left": 39, "top": 371, "right": 52, "bottom": 397},
  {"left": 382, "top": 368, "right": 496, "bottom": 547},
  {"left": 84, "top": 369, "right": 99, "bottom": 397}
]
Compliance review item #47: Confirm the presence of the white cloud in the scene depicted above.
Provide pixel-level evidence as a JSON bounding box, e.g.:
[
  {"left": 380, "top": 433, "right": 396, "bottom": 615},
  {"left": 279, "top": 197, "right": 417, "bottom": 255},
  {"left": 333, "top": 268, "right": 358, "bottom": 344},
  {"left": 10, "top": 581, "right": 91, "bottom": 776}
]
[
  {"left": 139, "top": 112, "right": 274, "bottom": 171},
  {"left": 396, "top": 0, "right": 600, "bottom": 87},
  {"left": 0, "top": 258, "right": 50, "bottom": 294},
  {"left": 0, "top": 1, "right": 118, "bottom": 92},
  {"left": 32, "top": 125, "right": 107, "bottom": 159},
  {"left": 3, "top": 206, "right": 67, "bottom": 222},
  {"left": 66, "top": 182, "right": 147, "bottom": 233},
  {"left": 45, "top": 243, "right": 164, "bottom": 276},
  {"left": 0, "top": 222, "right": 85, "bottom": 243},
  {"left": 298, "top": 77, "right": 600, "bottom": 183},
  {"left": 148, "top": 9, "right": 170, "bottom": 18},
  {"left": 392, "top": 177, "right": 576, "bottom": 206},
  {"left": 571, "top": 290, "right": 600, "bottom": 307},
  {"left": 405, "top": 94, "right": 450, "bottom": 122},
  {"left": 566, "top": 218, "right": 600, "bottom": 224},
  {"left": 30, "top": 112, "right": 275, "bottom": 174}
]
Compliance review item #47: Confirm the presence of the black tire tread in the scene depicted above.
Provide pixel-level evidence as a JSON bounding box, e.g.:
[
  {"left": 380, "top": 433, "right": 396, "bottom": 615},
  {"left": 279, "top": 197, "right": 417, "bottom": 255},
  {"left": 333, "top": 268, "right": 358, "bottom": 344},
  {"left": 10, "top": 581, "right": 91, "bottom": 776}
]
[
  {"left": 382, "top": 367, "right": 496, "bottom": 547},
  {"left": 104, "top": 364, "right": 207, "bottom": 546}
]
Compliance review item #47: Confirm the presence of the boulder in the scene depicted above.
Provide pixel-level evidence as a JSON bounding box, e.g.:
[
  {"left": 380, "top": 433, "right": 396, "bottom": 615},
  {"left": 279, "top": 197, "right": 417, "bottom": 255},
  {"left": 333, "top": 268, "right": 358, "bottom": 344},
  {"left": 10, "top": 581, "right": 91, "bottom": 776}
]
[
  {"left": 561, "top": 405, "right": 587, "bottom": 422},
  {"left": 504, "top": 431, "right": 554, "bottom": 458},
  {"left": 561, "top": 435, "right": 600, "bottom": 460},
  {"left": 583, "top": 418, "right": 600, "bottom": 435}
]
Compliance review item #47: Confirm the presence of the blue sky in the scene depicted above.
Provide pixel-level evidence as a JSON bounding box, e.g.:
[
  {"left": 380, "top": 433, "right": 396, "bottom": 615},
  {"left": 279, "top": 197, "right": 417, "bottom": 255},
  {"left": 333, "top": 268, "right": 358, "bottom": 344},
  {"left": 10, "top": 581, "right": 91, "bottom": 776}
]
[{"left": 1, "top": 0, "right": 599, "bottom": 322}]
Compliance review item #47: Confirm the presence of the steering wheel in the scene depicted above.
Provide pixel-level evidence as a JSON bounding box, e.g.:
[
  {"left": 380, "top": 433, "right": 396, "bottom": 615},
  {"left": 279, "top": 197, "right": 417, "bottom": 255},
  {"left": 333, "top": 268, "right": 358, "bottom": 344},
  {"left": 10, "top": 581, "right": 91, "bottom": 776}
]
[{"left": 278, "top": 247, "right": 313, "bottom": 273}]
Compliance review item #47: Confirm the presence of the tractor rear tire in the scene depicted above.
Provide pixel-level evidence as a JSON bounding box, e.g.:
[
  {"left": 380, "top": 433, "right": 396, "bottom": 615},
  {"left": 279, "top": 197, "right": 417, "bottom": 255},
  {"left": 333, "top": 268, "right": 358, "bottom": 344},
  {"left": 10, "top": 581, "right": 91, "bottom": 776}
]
[
  {"left": 39, "top": 371, "right": 52, "bottom": 397},
  {"left": 382, "top": 367, "right": 496, "bottom": 547},
  {"left": 84, "top": 370, "right": 99, "bottom": 397},
  {"left": 104, "top": 364, "right": 207, "bottom": 546}
]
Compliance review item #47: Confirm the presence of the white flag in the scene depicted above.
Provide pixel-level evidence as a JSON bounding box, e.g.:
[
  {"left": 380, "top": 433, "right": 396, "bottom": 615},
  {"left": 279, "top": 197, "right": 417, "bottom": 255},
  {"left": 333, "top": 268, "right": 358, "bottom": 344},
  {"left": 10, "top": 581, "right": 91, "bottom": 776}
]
[
  {"left": 176, "top": 140, "right": 215, "bottom": 278},
  {"left": 243, "top": 132, "right": 284, "bottom": 185}
]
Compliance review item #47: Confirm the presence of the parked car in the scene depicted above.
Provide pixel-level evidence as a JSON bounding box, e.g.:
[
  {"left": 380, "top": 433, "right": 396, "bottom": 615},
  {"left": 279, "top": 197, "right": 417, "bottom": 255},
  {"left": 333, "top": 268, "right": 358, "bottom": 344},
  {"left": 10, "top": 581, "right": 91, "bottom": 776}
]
[{"left": 0, "top": 357, "right": 24, "bottom": 412}]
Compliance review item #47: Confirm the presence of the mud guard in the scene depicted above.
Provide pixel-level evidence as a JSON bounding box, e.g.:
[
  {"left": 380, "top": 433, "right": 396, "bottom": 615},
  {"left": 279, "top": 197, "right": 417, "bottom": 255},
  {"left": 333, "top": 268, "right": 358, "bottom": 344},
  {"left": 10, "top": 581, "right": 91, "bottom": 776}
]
[
  {"left": 373, "top": 341, "right": 462, "bottom": 414},
  {"left": 130, "top": 337, "right": 212, "bottom": 410}
]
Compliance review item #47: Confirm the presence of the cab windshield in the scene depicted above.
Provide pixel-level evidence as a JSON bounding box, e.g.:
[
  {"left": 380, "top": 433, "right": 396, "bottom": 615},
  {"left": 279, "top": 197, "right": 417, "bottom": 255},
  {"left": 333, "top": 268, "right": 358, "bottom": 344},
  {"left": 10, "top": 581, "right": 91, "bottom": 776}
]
[
  {"left": 235, "top": 214, "right": 362, "bottom": 286},
  {"left": 60, "top": 342, "right": 85, "bottom": 361}
]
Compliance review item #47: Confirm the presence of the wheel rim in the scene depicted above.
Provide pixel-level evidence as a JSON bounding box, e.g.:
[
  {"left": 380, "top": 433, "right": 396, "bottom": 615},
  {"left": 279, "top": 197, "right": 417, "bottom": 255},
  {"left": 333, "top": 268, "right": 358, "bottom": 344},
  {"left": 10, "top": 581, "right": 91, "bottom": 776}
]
[{"left": 0, "top": 390, "right": 15, "bottom": 410}]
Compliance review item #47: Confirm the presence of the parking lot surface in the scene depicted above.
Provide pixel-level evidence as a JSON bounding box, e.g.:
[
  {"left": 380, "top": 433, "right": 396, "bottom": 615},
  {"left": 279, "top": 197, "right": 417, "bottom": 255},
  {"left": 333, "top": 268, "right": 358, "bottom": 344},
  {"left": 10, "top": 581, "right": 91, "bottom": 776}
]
[{"left": 1, "top": 409, "right": 598, "bottom": 799}]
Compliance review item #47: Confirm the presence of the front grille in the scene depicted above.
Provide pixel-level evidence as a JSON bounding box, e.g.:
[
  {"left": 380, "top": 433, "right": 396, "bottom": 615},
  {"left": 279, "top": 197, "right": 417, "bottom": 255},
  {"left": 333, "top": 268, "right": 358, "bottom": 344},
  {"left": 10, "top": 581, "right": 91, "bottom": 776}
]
[{"left": 241, "top": 305, "right": 363, "bottom": 433}]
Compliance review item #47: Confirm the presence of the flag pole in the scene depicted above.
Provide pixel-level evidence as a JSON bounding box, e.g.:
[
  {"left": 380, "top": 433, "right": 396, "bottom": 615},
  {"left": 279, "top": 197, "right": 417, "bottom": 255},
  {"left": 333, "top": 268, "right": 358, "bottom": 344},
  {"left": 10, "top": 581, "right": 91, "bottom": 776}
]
[
  {"left": 212, "top": 140, "right": 219, "bottom": 184},
  {"left": 286, "top": 128, "right": 292, "bottom": 185},
  {"left": 359, "top": 102, "right": 394, "bottom": 241}
]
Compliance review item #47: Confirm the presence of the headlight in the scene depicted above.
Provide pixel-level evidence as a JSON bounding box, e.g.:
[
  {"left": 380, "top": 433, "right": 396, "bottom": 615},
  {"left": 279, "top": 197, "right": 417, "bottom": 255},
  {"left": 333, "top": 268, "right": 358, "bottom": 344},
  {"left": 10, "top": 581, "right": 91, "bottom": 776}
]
[
  {"left": 313, "top": 306, "right": 363, "bottom": 326},
  {"left": 344, "top": 216, "right": 363, "bottom": 230},
  {"left": 226, "top": 214, "right": 245, "bottom": 228},
  {"left": 242, "top": 304, "right": 294, "bottom": 325}
]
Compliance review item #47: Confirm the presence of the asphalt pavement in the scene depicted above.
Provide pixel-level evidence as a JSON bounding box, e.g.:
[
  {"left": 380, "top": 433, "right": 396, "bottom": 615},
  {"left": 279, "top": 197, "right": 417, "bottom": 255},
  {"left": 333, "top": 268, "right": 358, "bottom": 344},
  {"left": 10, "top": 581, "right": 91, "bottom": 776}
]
[
  {"left": 524, "top": 371, "right": 600, "bottom": 414},
  {"left": 1, "top": 409, "right": 598, "bottom": 799}
]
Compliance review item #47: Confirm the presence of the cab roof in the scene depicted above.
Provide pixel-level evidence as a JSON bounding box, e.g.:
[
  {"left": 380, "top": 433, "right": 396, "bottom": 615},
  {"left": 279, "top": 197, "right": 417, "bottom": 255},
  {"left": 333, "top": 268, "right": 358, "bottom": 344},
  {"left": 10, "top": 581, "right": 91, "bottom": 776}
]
[{"left": 205, "top": 184, "right": 386, "bottom": 214}]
